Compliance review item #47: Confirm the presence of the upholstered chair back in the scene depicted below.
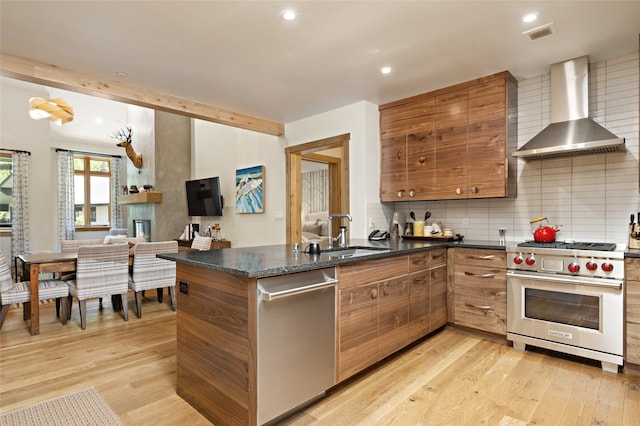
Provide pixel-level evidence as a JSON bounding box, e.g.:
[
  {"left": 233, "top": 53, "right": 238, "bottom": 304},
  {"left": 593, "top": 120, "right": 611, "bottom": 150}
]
[
  {"left": 73, "top": 243, "right": 129, "bottom": 300},
  {"left": 60, "top": 239, "right": 103, "bottom": 252},
  {"left": 131, "top": 241, "right": 178, "bottom": 291},
  {"left": 0, "top": 251, "right": 15, "bottom": 298}
]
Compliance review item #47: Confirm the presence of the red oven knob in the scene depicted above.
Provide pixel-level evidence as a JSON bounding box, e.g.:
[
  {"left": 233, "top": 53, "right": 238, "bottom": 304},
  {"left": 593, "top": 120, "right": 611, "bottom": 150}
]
[
  {"left": 601, "top": 262, "right": 614, "bottom": 272},
  {"left": 513, "top": 255, "right": 523, "bottom": 265},
  {"left": 525, "top": 255, "right": 536, "bottom": 266},
  {"left": 586, "top": 261, "right": 598, "bottom": 271},
  {"left": 568, "top": 262, "right": 580, "bottom": 273}
]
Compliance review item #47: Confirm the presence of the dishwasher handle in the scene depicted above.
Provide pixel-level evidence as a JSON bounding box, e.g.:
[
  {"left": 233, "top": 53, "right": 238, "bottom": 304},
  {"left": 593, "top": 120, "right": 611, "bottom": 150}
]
[{"left": 259, "top": 278, "right": 338, "bottom": 301}]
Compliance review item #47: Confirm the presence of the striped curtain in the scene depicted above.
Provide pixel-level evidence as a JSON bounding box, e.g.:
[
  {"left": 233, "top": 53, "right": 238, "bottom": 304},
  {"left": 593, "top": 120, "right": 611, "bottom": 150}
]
[
  {"left": 57, "top": 150, "right": 75, "bottom": 243},
  {"left": 11, "top": 152, "right": 30, "bottom": 263},
  {"left": 301, "top": 169, "right": 328, "bottom": 216},
  {"left": 110, "top": 157, "right": 123, "bottom": 229}
]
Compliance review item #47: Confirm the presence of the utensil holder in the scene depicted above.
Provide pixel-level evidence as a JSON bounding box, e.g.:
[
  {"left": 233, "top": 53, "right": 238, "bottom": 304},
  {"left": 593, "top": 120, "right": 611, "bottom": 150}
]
[{"left": 629, "top": 224, "right": 640, "bottom": 249}]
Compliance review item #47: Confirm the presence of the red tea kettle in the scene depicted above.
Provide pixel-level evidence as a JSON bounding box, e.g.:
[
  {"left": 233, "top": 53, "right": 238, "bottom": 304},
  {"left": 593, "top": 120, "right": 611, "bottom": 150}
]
[{"left": 531, "top": 217, "right": 561, "bottom": 243}]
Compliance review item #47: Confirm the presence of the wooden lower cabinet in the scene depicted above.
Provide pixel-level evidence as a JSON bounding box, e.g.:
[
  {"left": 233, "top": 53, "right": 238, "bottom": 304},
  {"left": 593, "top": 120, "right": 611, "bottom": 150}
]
[
  {"left": 450, "top": 248, "right": 507, "bottom": 335},
  {"left": 430, "top": 265, "right": 448, "bottom": 329},
  {"left": 408, "top": 269, "right": 430, "bottom": 341},
  {"left": 338, "top": 283, "right": 380, "bottom": 380},
  {"left": 626, "top": 258, "right": 640, "bottom": 365},
  {"left": 378, "top": 276, "right": 410, "bottom": 359},
  {"left": 338, "top": 249, "right": 447, "bottom": 382}
]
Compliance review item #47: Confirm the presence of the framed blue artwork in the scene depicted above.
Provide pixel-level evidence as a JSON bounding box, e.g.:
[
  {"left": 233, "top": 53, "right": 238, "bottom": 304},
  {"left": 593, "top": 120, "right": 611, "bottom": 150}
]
[{"left": 235, "top": 165, "right": 264, "bottom": 214}]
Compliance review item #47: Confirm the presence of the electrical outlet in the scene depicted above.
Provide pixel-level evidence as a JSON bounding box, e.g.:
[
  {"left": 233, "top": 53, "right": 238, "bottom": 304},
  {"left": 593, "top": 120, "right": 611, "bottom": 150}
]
[
  {"left": 462, "top": 218, "right": 469, "bottom": 228},
  {"left": 179, "top": 281, "right": 189, "bottom": 295}
]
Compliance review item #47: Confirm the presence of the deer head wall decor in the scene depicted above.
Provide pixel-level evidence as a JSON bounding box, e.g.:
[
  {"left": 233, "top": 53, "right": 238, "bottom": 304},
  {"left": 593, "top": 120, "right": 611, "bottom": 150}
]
[{"left": 112, "top": 125, "right": 143, "bottom": 169}]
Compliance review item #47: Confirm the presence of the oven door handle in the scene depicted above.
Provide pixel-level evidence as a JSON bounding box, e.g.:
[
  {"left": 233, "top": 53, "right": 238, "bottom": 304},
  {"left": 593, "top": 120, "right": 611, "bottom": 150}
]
[{"left": 507, "top": 270, "right": 623, "bottom": 289}]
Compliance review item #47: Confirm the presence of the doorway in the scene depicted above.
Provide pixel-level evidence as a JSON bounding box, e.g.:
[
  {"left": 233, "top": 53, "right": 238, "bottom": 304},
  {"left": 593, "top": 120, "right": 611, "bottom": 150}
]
[{"left": 285, "top": 133, "right": 350, "bottom": 244}]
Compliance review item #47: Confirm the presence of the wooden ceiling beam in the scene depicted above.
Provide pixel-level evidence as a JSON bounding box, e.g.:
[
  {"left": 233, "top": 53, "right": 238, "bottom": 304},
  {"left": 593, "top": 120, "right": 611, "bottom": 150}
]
[{"left": 0, "top": 52, "right": 284, "bottom": 136}]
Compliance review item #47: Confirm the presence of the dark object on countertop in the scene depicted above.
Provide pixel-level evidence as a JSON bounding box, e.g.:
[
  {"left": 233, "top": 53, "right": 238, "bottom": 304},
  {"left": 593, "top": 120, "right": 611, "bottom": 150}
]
[
  {"left": 143, "top": 184, "right": 153, "bottom": 190},
  {"left": 404, "top": 222, "right": 413, "bottom": 236},
  {"left": 410, "top": 211, "right": 416, "bottom": 221},
  {"left": 368, "top": 230, "right": 389, "bottom": 240},
  {"left": 425, "top": 211, "right": 431, "bottom": 221},
  {"left": 307, "top": 242, "right": 321, "bottom": 255},
  {"left": 129, "top": 185, "right": 139, "bottom": 194}
]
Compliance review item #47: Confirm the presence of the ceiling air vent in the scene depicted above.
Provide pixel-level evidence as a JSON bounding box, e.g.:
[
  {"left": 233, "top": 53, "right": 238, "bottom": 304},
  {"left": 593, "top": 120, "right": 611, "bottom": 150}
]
[{"left": 522, "top": 23, "right": 557, "bottom": 41}]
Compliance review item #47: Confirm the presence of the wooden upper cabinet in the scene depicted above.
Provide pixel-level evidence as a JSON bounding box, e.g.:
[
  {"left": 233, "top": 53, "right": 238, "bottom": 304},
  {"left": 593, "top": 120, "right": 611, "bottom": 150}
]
[
  {"left": 379, "top": 71, "right": 517, "bottom": 201},
  {"left": 467, "top": 78, "right": 517, "bottom": 199},
  {"left": 380, "top": 98, "right": 435, "bottom": 202},
  {"left": 435, "top": 89, "right": 468, "bottom": 199}
]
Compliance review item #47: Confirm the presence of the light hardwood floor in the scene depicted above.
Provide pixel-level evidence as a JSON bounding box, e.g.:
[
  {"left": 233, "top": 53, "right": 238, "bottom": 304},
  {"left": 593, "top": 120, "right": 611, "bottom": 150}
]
[{"left": 1, "top": 295, "right": 639, "bottom": 425}]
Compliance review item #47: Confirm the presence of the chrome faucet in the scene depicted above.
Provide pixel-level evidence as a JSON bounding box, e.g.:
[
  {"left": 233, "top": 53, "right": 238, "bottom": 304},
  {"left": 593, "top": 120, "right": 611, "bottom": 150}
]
[{"left": 327, "top": 214, "right": 352, "bottom": 249}]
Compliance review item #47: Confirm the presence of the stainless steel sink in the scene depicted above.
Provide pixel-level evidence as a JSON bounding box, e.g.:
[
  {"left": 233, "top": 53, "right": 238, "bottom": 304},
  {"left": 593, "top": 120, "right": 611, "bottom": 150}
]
[{"left": 324, "top": 246, "right": 390, "bottom": 259}]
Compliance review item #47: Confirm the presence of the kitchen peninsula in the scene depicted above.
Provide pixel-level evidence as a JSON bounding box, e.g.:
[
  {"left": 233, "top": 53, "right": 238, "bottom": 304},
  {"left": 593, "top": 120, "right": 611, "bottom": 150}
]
[{"left": 160, "top": 238, "right": 501, "bottom": 425}]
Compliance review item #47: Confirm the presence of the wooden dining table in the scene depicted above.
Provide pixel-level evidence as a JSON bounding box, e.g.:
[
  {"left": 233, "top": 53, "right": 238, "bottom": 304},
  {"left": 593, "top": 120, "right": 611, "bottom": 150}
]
[
  {"left": 16, "top": 252, "right": 77, "bottom": 335},
  {"left": 16, "top": 249, "right": 135, "bottom": 335}
]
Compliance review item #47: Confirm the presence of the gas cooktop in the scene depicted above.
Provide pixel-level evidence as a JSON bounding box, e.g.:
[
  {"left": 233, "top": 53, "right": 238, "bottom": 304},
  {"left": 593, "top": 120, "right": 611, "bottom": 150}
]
[{"left": 517, "top": 241, "right": 617, "bottom": 251}]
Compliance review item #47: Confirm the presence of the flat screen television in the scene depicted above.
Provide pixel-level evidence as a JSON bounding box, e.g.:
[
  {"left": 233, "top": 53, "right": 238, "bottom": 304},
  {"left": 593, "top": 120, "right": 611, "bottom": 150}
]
[{"left": 185, "top": 177, "right": 223, "bottom": 217}]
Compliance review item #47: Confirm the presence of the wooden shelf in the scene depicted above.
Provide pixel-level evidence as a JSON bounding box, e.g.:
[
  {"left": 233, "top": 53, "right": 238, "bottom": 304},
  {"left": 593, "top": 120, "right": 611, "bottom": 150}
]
[
  {"left": 176, "top": 239, "right": 231, "bottom": 250},
  {"left": 117, "top": 191, "right": 163, "bottom": 205}
]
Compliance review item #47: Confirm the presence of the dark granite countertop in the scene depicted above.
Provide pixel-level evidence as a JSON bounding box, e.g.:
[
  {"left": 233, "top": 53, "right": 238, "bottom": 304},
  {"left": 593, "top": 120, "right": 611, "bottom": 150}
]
[{"left": 159, "top": 238, "right": 507, "bottom": 278}]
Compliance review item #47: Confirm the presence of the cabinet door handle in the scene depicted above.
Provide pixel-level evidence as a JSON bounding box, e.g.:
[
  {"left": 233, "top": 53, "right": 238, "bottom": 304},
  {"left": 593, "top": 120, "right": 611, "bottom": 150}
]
[
  {"left": 396, "top": 151, "right": 402, "bottom": 160},
  {"left": 408, "top": 190, "right": 415, "bottom": 197},
  {"left": 465, "top": 302, "right": 493, "bottom": 311},
  {"left": 371, "top": 288, "right": 378, "bottom": 299},
  {"left": 464, "top": 271, "right": 496, "bottom": 278},
  {"left": 465, "top": 255, "right": 496, "bottom": 260},
  {"left": 471, "top": 186, "right": 478, "bottom": 194},
  {"left": 419, "top": 156, "right": 426, "bottom": 164},
  {"left": 456, "top": 187, "right": 463, "bottom": 195}
]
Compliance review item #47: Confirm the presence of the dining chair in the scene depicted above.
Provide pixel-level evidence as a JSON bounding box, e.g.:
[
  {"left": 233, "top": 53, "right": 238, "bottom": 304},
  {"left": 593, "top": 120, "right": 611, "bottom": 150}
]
[
  {"left": 66, "top": 243, "right": 129, "bottom": 330},
  {"left": 60, "top": 238, "right": 107, "bottom": 311},
  {"left": 191, "top": 235, "right": 213, "bottom": 251},
  {"left": 60, "top": 239, "right": 105, "bottom": 252},
  {"left": 129, "top": 241, "right": 178, "bottom": 318},
  {"left": 0, "top": 251, "right": 69, "bottom": 331}
]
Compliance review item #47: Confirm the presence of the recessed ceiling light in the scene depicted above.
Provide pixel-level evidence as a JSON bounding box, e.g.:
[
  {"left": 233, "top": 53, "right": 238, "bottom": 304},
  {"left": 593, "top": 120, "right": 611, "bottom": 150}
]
[
  {"left": 381, "top": 66, "right": 392, "bottom": 75},
  {"left": 281, "top": 9, "right": 296, "bottom": 21},
  {"left": 115, "top": 71, "right": 128, "bottom": 78},
  {"left": 522, "top": 13, "right": 538, "bottom": 23}
]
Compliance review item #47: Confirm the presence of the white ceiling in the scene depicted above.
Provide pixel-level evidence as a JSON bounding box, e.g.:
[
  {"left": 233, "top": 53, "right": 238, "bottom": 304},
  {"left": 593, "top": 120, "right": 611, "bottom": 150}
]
[{"left": 1, "top": 1, "right": 639, "bottom": 133}]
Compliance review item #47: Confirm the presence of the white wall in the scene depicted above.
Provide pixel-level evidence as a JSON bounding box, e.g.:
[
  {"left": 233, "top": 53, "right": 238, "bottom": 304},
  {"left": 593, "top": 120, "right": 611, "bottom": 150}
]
[
  {"left": 0, "top": 80, "right": 123, "bottom": 254},
  {"left": 192, "top": 120, "right": 287, "bottom": 247},
  {"left": 285, "top": 101, "right": 387, "bottom": 239},
  {"left": 391, "top": 52, "right": 640, "bottom": 246}
]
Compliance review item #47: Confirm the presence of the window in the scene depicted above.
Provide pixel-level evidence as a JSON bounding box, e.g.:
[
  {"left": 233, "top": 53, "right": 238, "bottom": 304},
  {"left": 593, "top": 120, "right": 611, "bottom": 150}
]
[
  {"left": 74, "top": 155, "right": 111, "bottom": 228},
  {"left": 0, "top": 153, "right": 12, "bottom": 227}
]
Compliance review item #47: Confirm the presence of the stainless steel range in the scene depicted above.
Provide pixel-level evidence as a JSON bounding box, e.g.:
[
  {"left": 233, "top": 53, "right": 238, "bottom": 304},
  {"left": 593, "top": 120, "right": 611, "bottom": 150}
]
[{"left": 506, "top": 241, "right": 624, "bottom": 373}]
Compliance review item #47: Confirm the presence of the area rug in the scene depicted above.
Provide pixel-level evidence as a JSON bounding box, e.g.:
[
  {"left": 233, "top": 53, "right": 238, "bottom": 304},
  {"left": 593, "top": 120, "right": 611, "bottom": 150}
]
[{"left": 0, "top": 386, "right": 123, "bottom": 425}]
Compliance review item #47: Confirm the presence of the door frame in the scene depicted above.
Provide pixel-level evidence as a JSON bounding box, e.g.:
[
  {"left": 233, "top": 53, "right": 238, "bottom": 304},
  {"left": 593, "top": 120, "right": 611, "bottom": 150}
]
[{"left": 285, "top": 133, "right": 350, "bottom": 244}]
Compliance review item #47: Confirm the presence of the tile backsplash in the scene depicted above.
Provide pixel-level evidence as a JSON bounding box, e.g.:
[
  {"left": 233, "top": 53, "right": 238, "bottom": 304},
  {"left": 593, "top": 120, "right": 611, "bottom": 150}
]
[{"left": 390, "top": 52, "right": 639, "bottom": 247}]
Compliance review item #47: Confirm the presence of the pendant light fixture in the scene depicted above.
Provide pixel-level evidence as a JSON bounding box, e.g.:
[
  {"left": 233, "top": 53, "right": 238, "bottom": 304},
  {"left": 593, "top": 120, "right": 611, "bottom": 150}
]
[{"left": 28, "top": 97, "right": 74, "bottom": 125}]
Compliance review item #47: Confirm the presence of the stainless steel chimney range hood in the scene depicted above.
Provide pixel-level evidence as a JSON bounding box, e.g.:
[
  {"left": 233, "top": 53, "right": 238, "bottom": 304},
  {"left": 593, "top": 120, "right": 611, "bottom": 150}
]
[{"left": 513, "top": 56, "right": 625, "bottom": 160}]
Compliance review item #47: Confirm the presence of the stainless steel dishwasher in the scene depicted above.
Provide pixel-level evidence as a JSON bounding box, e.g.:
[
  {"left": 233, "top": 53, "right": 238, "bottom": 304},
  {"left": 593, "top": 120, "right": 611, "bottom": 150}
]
[{"left": 257, "top": 267, "right": 337, "bottom": 425}]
